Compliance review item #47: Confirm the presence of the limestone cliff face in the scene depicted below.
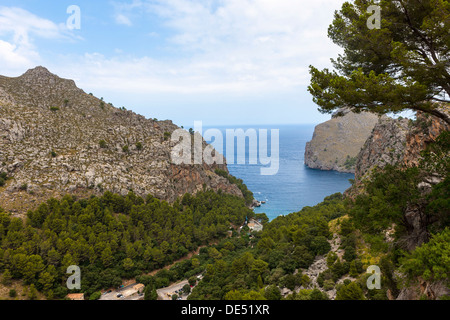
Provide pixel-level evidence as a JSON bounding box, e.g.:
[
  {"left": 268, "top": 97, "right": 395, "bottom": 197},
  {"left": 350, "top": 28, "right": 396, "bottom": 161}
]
[
  {"left": 346, "top": 108, "right": 449, "bottom": 300},
  {"left": 355, "top": 110, "right": 449, "bottom": 183},
  {"left": 354, "top": 116, "right": 410, "bottom": 181},
  {"left": 350, "top": 109, "right": 449, "bottom": 255},
  {"left": 304, "top": 108, "right": 380, "bottom": 173},
  {"left": 0, "top": 67, "right": 242, "bottom": 214}
]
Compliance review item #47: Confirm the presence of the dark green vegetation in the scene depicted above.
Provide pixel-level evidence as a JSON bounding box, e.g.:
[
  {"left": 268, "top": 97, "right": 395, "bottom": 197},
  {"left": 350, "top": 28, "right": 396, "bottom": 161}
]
[
  {"left": 301, "top": 0, "right": 450, "bottom": 299},
  {"left": 183, "top": 129, "right": 449, "bottom": 300},
  {"left": 400, "top": 228, "right": 449, "bottom": 283},
  {"left": 308, "top": 0, "right": 450, "bottom": 125},
  {"left": 187, "top": 193, "right": 346, "bottom": 300},
  {"left": 0, "top": 190, "right": 253, "bottom": 299},
  {"left": 0, "top": 172, "right": 9, "bottom": 187},
  {"left": 0, "top": 0, "right": 448, "bottom": 300},
  {"left": 342, "top": 134, "right": 448, "bottom": 299},
  {"left": 132, "top": 192, "right": 343, "bottom": 301},
  {"left": 0, "top": 130, "right": 448, "bottom": 300},
  {"left": 344, "top": 156, "right": 357, "bottom": 170},
  {"left": 215, "top": 169, "right": 254, "bottom": 206},
  {"left": 352, "top": 128, "right": 449, "bottom": 239},
  {"left": 164, "top": 132, "right": 171, "bottom": 141},
  {"left": 99, "top": 140, "right": 107, "bottom": 149}
]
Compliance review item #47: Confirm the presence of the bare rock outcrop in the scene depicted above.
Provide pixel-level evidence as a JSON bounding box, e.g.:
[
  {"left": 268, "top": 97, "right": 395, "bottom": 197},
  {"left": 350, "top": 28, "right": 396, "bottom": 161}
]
[
  {"left": 0, "top": 67, "right": 242, "bottom": 214},
  {"left": 354, "top": 116, "right": 410, "bottom": 180},
  {"left": 355, "top": 109, "right": 449, "bottom": 183},
  {"left": 397, "top": 278, "right": 450, "bottom": 300},
  {"left": 304, "top": 108, "right": 380, "bottom": 173},
  {"left": 348, "top": 109, "right": 449, "bottom": 251}
]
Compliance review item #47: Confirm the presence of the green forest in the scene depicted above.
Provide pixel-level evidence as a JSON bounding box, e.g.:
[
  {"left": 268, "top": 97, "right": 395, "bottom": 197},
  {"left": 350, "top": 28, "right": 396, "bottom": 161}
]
[
  {"left": 0, "top": 0, "right": 449, "bottom": 301},
  {"left": 0, "top": 189, "right": 254, "bottom": 299},
  {"left": 183, "top": 131, "right": 449, "bottom": 301},
  {"left": 0, "top": 131, "right": 448, "bottom": 300}
]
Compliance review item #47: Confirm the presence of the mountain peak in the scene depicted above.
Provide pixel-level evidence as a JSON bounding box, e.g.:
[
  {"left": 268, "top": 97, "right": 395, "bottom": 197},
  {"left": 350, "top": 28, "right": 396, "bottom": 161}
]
[
  {"left": 0, "top": 67, "right": 243, "bottom": 213},
  {"left": 23, "top": 66, "right": 52, "bottom": 75},
  {"left": 19, "top": 66, "right": 59, "bottom": 82},
  {"left": 0, "top": 66, "right": 82, "bottom": 108},
  {"left": 0, "top": 66, "right": 81, "bottom": 109}
]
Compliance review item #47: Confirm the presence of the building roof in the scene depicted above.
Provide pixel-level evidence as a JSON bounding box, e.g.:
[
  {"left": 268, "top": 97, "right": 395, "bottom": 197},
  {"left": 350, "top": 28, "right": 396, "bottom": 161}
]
[
  {"left": 66, "top": 293, "right": 85, "bottom": 300},
  {"left": 248, "top": 219, "right": 263, "bottom": 231},
  {"left": 133, "top": 283, "right": 145, "bottom": 290}
]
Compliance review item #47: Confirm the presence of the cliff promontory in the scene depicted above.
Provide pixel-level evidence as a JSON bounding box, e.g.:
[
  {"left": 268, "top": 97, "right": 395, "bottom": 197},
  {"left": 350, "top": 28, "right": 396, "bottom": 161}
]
[
  {"left": 0, "top": 67, "right": 242, "bottom": 214},
  {"left": 355, "top": 109, "right": 449, "bottom": 183},
  {"left": 304, "top": 108, "right": 380, "bottom": 173}
]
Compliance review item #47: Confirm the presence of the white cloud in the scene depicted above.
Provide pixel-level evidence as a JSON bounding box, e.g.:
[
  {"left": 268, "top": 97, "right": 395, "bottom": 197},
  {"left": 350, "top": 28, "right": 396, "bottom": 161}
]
[
  {"left": 0, "top": 1, "right": 346, "bottom": 124},
  {"left": 0, "top": 7, "right": 62, "bottom": 42},
  {"left": 0, "top": 39, "right": 37, "bottom": 68},
  {"left": 115, "top": 13, "right": 133, "bottom": 26},
  {"left": 1, "top": 1, "right": 345, "bottom": 92},
  {"left": 0, "top": 6, "right": 74, "bottom": 75},
  {"left": 112, "top": 0, "right": 144, "bottom": 26},
  {"left": 59, "top": 0, "right": 345, "bottom": 96}
]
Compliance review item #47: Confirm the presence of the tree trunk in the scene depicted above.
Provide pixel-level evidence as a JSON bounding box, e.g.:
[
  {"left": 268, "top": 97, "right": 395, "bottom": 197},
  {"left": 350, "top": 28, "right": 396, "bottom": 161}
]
[{"left": 414, "top": 104, "right": 450, "bottom": 126}]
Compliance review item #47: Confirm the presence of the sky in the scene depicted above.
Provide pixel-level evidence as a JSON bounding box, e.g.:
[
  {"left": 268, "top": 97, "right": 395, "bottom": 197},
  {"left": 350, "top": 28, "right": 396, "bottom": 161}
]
[{"left": 0, "top": 0, "right": 347, "bottom": 128}]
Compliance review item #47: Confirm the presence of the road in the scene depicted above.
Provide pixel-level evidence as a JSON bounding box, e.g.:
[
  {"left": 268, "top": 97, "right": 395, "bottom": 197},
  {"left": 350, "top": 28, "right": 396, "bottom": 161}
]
[
  {"left": 156, "top": 274, "right": 203, "bottom": 300},
  {"left": 99, "top": 282, "right": 144, "bottom": 301},
  {"left": 156, "top": 279, "right": 190, "bottom": 300}
]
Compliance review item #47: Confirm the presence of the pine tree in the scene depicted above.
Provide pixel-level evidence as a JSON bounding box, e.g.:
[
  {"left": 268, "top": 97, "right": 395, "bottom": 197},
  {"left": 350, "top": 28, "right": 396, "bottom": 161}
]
[
  {"left": 309, "top": 0, "right": 450, "bottom": 124},
  {"left": 1, "top": 269, "right": 12, "bottom": 286},
  {"left": 144, "top": 285, "right": 158, "bottom": 300},
  {"left": 349, "top": 261, "right": 359, "bottom": 278},
  {"left": 336, "top": 282, "right": 365, "bottom": 300},
  {"left": 28, "top": 284, "right": 38, "bottom": 300}
]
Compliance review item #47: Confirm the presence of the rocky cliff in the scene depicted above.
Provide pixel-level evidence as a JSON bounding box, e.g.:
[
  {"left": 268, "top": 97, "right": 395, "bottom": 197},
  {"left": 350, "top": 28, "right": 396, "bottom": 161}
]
[
  {"left": 304, "top": 108, "right": 380, "bottom": 173},
  {"left": 355, "top": 109, "right": 449, "bottom": 183},
  {"left": 340, "top": 106, "right": 449, "bottom": 301},
  {"left": 349, "top": 109, "right": 449, "bottom": 252},
  {"left": 0, "top": 67, "right": 242, "bottom": 214}
]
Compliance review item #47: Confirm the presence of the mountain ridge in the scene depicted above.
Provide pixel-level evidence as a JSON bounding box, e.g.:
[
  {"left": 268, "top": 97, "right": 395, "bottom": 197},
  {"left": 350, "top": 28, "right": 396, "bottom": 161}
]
[{"left": 0, "top": 67, "right": 243, "bottom": 215}]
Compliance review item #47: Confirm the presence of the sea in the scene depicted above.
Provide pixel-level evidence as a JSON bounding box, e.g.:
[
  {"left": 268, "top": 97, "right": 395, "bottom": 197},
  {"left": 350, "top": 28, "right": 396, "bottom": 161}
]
[{"left": 203, "top": 124, "right": 355, "bottom": 221}]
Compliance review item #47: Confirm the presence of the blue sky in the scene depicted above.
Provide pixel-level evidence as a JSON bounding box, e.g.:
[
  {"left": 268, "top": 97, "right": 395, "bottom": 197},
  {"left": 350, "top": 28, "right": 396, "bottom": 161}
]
[{"left": 0, "top": 0, "right": 346, "bottom": 128}]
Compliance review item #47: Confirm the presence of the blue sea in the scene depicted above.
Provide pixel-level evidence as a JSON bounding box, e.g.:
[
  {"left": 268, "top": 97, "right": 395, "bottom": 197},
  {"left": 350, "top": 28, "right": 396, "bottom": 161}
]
[{"left": 203, "top": 124, "right": 354, "bottom": 221}]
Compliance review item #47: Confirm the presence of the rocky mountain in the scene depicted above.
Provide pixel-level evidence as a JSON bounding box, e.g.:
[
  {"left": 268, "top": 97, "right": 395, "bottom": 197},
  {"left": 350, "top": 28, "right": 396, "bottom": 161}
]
[
  {"left": 349, "top": 108, "right": 449, "bottom": 300},
  {"left": 304, "top": 108, "right": 380, "bottom": 173},
  {"left": 0, "top": 67, "right": 242, "bottom": 214},
  {"left": 355, "top": 108, "right": 449, "bottom": 184},
  {"left": 349, "top": 108, "right": 449, "bottom": 250}
]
